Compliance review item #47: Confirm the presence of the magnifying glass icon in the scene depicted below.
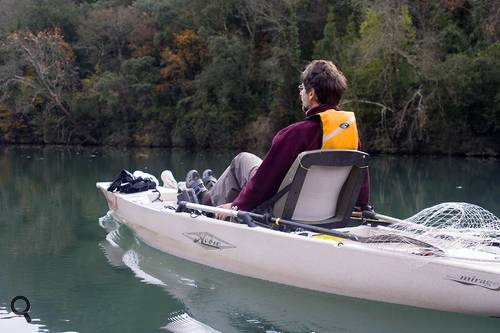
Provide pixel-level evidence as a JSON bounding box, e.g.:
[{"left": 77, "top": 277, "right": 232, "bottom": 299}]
[{"left": 10, "top": 296, "right": 31, "bottom": 323}]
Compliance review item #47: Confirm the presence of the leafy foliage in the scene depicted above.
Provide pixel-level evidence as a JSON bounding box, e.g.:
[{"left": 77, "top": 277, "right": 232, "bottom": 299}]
[{"left": 0, "top": 0, "right": 498, "bottom": 155}]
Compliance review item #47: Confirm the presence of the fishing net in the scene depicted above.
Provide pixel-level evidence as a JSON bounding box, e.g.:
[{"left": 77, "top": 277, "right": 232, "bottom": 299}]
[{"left": 367, "top": 202, "right": 500, "bottom": 260}]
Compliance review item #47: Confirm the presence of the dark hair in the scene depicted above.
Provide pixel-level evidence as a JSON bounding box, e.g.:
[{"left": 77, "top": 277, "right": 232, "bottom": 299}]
[{"left": 301, "top": 60, "right": 347, "bottom": 106}]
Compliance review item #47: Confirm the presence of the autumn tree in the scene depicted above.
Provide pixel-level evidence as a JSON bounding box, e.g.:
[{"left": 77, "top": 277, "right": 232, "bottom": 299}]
[{"left": 1, "top": 28, "right": 80, "bottom": 143}]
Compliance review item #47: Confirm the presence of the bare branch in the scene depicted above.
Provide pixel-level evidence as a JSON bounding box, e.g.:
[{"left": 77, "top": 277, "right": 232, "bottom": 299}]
[{"left": 341, "top": 99, "right": 395, "bottom": 113}]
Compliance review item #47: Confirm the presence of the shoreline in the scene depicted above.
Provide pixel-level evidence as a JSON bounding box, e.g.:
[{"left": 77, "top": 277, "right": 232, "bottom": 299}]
[{"left": 1, "top": 142, "right": 498, "bottom": 159}]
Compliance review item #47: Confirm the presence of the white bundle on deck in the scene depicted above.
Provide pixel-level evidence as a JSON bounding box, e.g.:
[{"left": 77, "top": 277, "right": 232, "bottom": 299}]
[{"left": 369, "top": 203, "right": 500, "bottom": 260}]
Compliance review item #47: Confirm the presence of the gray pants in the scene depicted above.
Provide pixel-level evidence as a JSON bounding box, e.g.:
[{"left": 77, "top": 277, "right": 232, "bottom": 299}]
[{"left": 209, "top": 152, "right": 262, "bottom": 206}]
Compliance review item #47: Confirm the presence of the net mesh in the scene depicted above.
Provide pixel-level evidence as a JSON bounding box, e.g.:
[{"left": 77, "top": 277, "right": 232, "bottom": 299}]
[{"left": 367, "top": 202, "right": 500, "bottom": 260}]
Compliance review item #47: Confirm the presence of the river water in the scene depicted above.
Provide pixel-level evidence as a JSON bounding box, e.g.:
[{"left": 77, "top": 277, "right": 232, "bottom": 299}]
[{"left": 0, "top": 145, "right": 499, "bottom": 333}]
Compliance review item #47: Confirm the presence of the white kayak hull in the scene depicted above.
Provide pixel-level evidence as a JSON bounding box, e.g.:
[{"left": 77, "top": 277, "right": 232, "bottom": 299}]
[{"left": 96, "top": 183, "right": 500, "bottom": 316}]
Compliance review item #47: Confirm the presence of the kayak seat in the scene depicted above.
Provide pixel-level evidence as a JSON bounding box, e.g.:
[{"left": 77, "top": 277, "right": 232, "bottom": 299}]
[{"left": 268, "top": 149, "right": 369, "bottom": 228}]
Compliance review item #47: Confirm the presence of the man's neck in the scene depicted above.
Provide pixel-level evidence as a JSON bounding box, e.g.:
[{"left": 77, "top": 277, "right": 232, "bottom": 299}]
[{"left": 305, "top": 104, "right": 337, "bottom": 117}]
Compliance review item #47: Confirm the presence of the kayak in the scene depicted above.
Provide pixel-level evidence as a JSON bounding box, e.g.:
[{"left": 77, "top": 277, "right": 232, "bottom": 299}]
[{"left": 96, "top": 182, "right": 500, "bottom": 317}]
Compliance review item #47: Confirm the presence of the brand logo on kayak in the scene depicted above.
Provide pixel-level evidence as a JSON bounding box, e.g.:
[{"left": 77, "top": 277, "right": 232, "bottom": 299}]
[
  {"left": 183, "top": 232, "right": 236, "bottom": 250},
  {"left": 446, "top": 274, "right": 500, "bottom": 291}
]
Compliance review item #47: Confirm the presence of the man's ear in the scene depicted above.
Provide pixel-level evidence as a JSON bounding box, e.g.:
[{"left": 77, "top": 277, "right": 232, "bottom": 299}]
[{"left": 308, "top": 88, "right": 317, "bottom": 103}]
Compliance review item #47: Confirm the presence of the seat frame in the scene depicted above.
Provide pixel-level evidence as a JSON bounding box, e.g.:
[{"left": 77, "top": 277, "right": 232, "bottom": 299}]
[{"left": 266, "top": 149, "right": 369, "bottom": 229}]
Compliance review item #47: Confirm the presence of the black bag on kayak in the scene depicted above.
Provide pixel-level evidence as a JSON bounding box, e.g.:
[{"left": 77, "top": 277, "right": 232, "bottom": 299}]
[
  {"left": 119, "top": 177, "right": 156, "bottom": 193},
  {"left": 107, "top": 169, "right": 156, "bottom": 193}
]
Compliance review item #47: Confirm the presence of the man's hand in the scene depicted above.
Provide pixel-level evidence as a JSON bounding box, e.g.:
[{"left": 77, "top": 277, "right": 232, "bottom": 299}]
[{"left": 216, "top": 202, "right": 234, "bottom": 220}]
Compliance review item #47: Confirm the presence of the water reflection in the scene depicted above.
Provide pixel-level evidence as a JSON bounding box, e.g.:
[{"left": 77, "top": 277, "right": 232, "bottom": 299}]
[
  {"left": 100, "top": 218, "right": 500, "bottom": 333},
  {"left": 370, "top": 156, "right": 500, "bottom": 218},
  {"left": 162, "top": 312, "right": 221, "bottom": 333},
  {"left": 0, "top": 146, "right": 236, "bottom": 257},
  {"left": 0, "top": 147, "right": 76, "bottom": 256}
]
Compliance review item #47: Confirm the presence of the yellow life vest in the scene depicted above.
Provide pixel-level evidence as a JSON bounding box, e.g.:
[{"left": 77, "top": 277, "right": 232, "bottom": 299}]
[{"left": 318, "top": 109, "right": 358, "bottom": 149}]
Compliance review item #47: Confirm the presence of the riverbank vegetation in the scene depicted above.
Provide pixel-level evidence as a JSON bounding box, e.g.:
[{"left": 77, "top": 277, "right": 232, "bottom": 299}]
[{"left": 0, "top": 0, "right": 498, "bottom": 155}]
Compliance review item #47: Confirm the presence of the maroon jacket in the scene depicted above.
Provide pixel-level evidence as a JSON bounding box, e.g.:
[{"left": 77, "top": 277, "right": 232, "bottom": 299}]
[{"left": 232, "top": 104, "right": 371, "bottom": 211}]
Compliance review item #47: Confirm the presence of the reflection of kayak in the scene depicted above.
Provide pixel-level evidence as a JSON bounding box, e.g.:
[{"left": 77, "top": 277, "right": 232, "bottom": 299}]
[{"left": 96, "top": 182, "right": 500, "bottom": 316}]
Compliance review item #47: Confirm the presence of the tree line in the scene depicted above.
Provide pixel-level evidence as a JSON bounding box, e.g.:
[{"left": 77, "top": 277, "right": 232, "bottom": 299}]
[{"left": 0, "top": 0, "right": 499, "bottom": 155}]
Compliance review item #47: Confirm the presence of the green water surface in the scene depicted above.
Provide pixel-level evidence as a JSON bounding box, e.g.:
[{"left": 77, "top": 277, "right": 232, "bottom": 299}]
[{"left": 0, "top": 146, "right": 499, "bottom": 333}]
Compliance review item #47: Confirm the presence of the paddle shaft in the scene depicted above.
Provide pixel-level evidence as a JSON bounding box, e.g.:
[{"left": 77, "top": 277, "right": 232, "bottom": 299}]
[
  {"left": 352, "top": 210, "right": 431, "bottom": 229},
  {"left": 374, "top": 213, "right": 409, "bottom": 225},
  {"left": 179, "top": 201, "right": 360, "bottom": 241},
  {"left": 352, "top": 210, "right": 408, "bottom": 225}
]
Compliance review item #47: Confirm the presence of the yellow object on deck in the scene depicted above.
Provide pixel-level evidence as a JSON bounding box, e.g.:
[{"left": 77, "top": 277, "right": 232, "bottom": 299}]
[{"left": 312, "top": 234, "right": 346, "bottom": 242}]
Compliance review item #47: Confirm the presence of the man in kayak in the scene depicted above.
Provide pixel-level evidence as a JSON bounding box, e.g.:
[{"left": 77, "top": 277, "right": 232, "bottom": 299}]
[{"left": 186, "top": 60, "right": 370, "bottom": 219}]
